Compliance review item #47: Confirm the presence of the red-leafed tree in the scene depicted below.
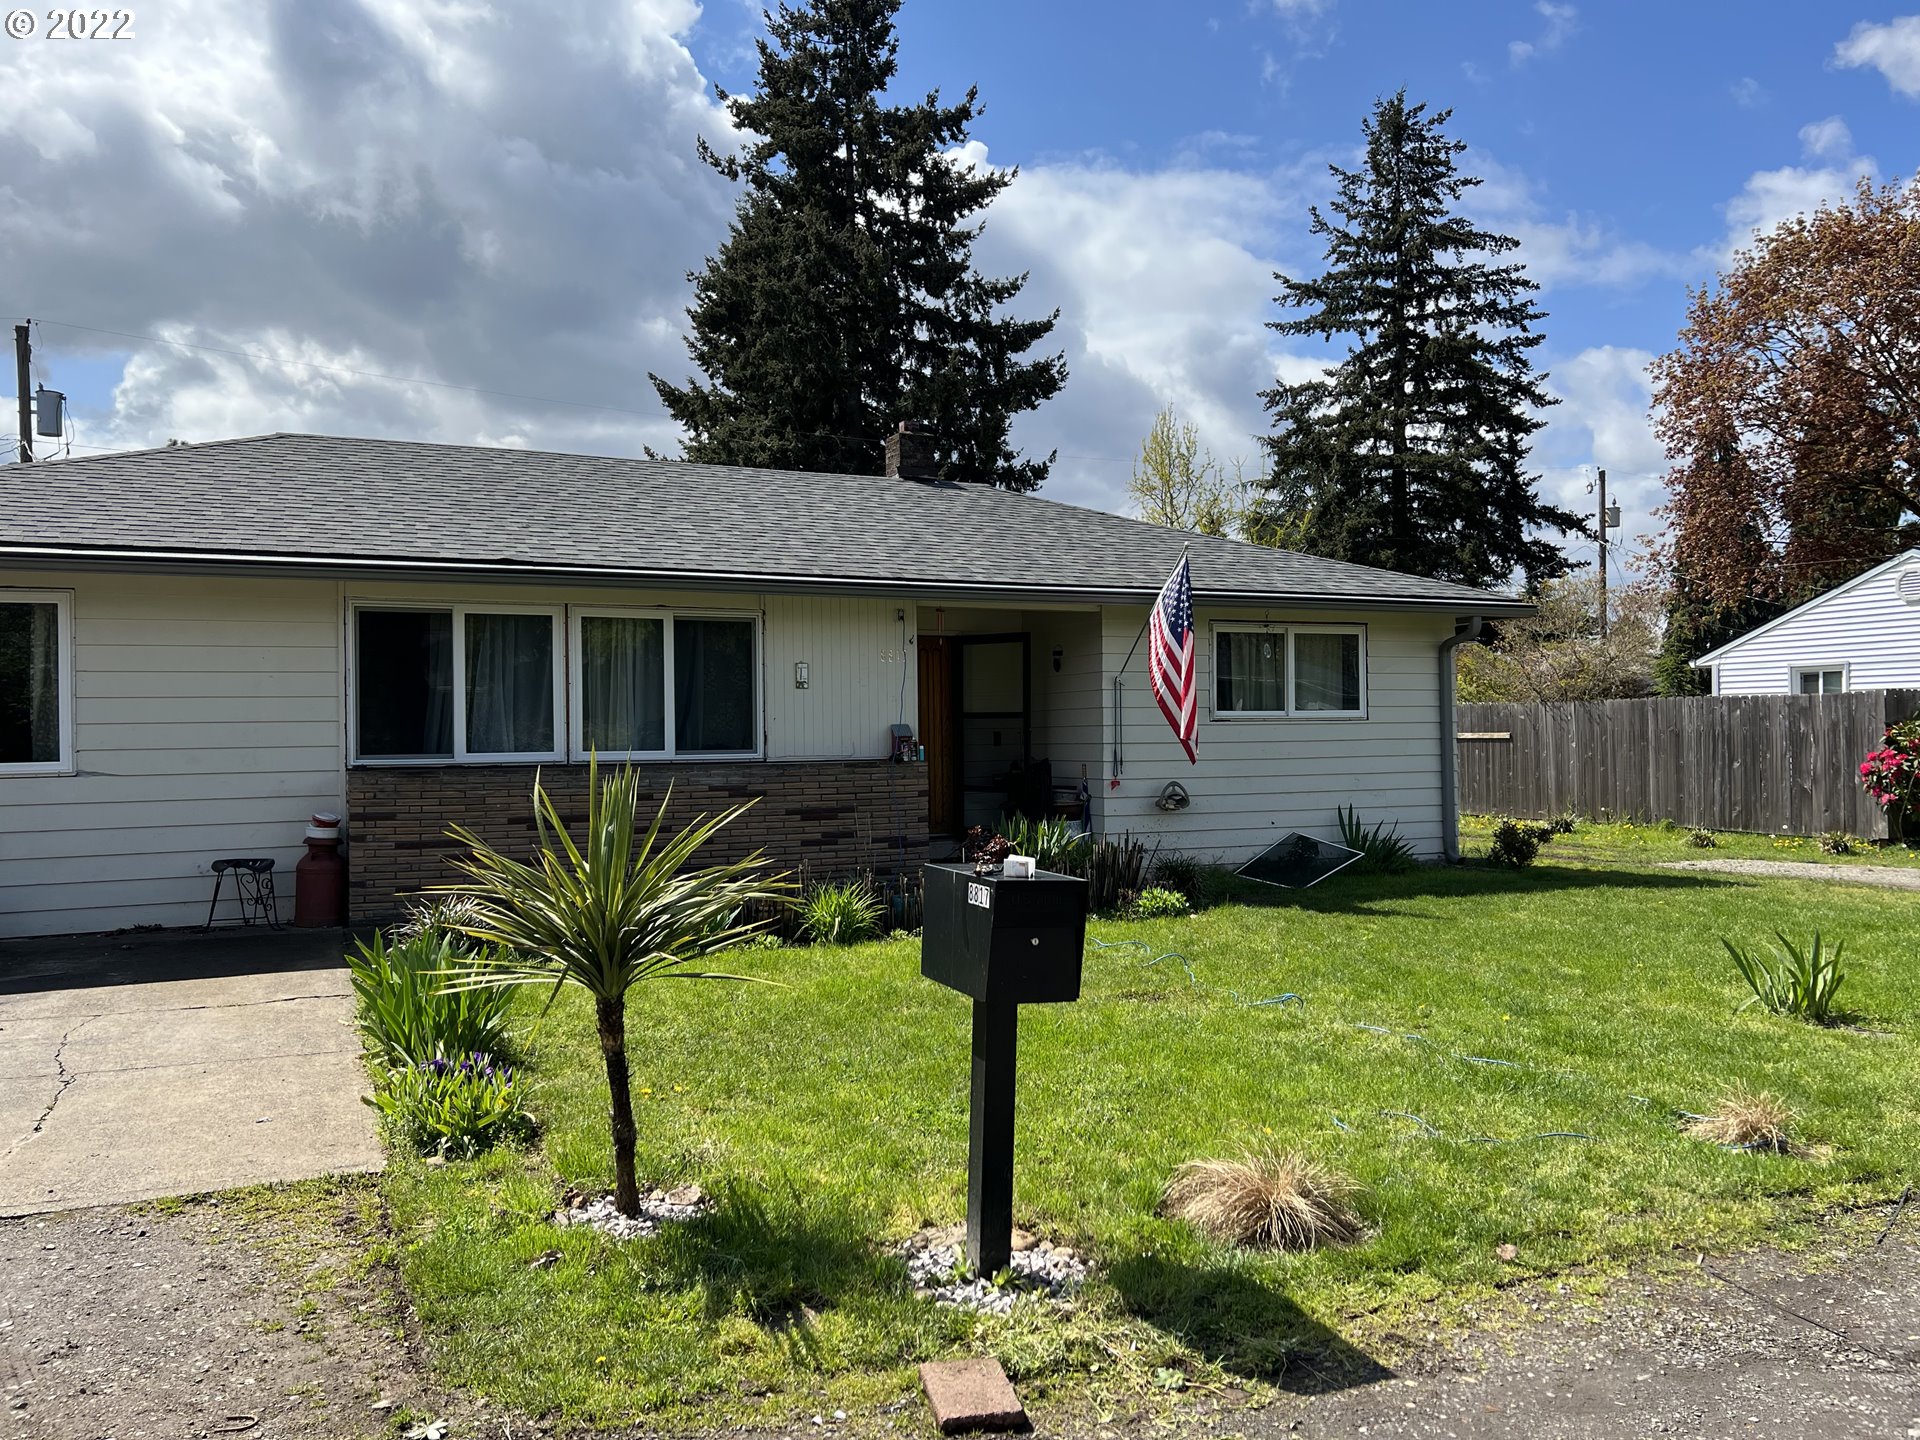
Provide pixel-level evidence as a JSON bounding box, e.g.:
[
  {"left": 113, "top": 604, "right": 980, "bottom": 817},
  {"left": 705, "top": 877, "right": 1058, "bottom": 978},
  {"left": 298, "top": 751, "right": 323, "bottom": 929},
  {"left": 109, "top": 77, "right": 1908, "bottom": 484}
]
[{"left": 1651, "top": 178, "right": 1920, "bottom": 627}]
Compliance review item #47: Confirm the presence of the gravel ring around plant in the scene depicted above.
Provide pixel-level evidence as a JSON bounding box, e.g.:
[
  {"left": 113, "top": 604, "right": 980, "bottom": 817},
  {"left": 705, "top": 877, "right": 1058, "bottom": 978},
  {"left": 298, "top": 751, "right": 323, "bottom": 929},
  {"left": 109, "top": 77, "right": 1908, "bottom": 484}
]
[
  {"left": 895, "top": 1224, "right": 1090, "bottom": 1314},
  {"left": 552, "top": 1184, "right": 711, "bottom": 1240}
]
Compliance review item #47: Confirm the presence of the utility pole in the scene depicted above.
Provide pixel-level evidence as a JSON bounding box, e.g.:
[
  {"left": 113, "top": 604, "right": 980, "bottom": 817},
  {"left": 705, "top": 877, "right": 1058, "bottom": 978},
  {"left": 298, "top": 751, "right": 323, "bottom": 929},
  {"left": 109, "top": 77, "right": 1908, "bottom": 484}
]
[
  {"left": 14, "top": 322, "right": 30, "bottom": 465},
  {"left": 1596, "top": 466, "right": 1608, "bottom": 639}
]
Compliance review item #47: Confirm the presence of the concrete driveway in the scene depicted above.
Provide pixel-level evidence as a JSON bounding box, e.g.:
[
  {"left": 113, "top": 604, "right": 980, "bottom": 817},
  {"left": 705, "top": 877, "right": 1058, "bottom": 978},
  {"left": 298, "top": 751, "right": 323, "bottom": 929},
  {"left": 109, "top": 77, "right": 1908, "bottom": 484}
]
[{"left": 0, "top": 929, "right": 381, "bottom": 1216}]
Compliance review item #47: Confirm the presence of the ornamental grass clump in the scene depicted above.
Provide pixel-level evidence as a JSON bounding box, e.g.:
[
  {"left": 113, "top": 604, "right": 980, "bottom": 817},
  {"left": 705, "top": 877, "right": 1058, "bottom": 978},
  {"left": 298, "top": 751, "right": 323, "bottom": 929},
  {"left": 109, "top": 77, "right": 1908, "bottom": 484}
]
[
  {"left": 347, "top": 930, "right": 516, "bottom": 1068},
  {"left": 1683, "top": 1091, "right": 1801, "bottom": 1155},
  {"left": 1723, "top": 930, "right": 1846, "bottom": 1024},
  {"left": 432, "top": 760, "right": 789, "bottom": 1217},
  {"left": 1161, "top": 1152, "right": 1364, "bottom": 1251},
  {"left": 796, "top": 877, "right": 885, "bottom": 945}
]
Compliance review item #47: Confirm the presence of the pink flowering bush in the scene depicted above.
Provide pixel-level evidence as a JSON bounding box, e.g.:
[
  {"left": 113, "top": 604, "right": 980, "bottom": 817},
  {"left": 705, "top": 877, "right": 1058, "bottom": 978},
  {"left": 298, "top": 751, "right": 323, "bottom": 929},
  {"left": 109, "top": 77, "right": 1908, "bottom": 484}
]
[{"left": 1858, "top": 719, "right": 1920, "bottom": 834}]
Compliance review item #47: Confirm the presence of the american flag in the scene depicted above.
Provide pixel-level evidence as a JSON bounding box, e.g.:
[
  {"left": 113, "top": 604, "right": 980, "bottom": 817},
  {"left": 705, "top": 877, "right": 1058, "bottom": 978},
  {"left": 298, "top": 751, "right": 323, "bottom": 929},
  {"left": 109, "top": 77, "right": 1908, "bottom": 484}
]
[{"left": 1148, "top": 551, "right": 1198, "bottom": 764}]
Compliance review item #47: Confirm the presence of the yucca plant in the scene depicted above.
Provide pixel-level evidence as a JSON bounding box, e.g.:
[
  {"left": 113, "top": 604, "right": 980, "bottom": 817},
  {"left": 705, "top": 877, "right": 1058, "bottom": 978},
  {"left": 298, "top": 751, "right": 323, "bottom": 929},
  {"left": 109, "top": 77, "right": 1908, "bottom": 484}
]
[
  {"left": 433, "top": 761, "right": 789, "bottom": 1216},
  {"left": 1723, "top": 930, "right": 1846, "bottom": 1024},
  {"left": 1336, "top": 803, "right": 1416, "bottom": 874}
]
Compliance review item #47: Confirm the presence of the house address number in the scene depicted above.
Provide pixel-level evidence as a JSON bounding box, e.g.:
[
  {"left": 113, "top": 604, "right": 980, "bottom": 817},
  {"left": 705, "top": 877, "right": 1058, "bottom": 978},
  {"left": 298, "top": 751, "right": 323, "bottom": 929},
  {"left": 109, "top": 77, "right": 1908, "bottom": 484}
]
[{"left": 966, "top": 882, "right": 991, "bottom": 909}]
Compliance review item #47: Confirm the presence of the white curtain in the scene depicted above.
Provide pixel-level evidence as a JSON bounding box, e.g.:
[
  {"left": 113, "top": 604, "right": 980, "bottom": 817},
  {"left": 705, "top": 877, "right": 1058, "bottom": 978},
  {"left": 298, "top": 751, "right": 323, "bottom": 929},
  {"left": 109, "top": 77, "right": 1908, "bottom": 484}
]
[
  {"left": 1294, "top": 632, "right": 1361, "bottom": 711},
  {"left": 465, "top": 612, "right": 554, "bottom": 754},
  {"left": 581, "top": 615, "right": 665, "bottom": 753},
  {"left": 1216, "top": 630, "right": 1286, "bottom": 712}
]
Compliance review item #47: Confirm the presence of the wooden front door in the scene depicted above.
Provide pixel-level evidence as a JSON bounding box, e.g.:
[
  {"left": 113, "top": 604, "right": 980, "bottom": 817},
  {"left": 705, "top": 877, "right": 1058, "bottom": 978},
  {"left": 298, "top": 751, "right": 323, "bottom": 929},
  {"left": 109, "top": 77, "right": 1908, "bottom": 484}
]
[{"left": 917, "top": 635, "right": 961, "bottom": 835}]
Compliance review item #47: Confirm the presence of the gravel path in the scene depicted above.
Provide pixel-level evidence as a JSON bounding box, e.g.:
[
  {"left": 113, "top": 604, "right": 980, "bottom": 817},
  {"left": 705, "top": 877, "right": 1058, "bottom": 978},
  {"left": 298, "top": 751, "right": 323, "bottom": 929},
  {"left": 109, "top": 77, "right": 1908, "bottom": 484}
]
[{"left": 1660, "top": 858, "right": 1920, "bottom": 889}]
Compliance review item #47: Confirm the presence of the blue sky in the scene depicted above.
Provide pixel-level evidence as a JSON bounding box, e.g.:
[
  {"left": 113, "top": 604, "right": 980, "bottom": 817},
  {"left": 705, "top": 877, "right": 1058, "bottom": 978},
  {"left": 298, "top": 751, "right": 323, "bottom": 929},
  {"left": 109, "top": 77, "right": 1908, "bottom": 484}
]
[{"left": 3, "top": 1, "right": 1916, "bottom": 578}]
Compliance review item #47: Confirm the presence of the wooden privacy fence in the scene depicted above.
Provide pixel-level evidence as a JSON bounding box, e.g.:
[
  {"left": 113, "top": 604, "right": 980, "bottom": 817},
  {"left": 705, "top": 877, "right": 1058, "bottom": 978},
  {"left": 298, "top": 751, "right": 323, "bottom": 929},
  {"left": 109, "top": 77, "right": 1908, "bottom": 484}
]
[{"left": 1456, "top": 691, "right": 1920, "bottom": 838}]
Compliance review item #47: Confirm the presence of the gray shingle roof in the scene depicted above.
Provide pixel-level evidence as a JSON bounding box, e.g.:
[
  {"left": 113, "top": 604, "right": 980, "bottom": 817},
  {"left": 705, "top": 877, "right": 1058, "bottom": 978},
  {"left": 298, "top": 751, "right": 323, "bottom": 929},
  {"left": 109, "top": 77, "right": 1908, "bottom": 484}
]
[{"left": 3, "top": 433, "right": 1526, "bottom": 612}]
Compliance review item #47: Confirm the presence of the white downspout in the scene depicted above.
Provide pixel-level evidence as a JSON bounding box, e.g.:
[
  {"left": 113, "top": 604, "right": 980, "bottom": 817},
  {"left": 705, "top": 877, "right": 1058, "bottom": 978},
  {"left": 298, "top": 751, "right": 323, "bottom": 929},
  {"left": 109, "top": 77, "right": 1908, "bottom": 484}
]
[{"left": 1438, "top": 617, "right": 1485, "bottom": 863}]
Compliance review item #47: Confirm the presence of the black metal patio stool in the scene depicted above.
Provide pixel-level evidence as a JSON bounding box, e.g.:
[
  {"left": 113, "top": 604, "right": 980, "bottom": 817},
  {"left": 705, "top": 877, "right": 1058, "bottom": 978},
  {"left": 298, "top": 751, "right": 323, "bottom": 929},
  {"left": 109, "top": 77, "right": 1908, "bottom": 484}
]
[{"left": 204, "top": 857, "right": 281, "bottom": 930}]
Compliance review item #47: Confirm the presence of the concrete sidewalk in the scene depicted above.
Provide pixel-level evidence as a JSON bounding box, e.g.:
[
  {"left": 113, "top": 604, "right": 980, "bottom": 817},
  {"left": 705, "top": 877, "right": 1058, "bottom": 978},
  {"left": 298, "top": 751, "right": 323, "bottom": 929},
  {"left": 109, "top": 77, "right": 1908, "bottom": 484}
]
[{"left": 0, "top": 929, "right": 382, "bottom": 1216}]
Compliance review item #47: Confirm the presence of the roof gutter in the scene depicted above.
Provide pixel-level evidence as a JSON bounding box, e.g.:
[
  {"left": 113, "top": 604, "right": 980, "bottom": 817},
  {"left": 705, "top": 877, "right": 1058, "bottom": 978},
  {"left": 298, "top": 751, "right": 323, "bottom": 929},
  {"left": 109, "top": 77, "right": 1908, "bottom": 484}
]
[
  {"left": 0, "top": 543, "right": 1534, "bottom": 615},
  {"left": 1438, "top": 617, "right": 1486, "bottom": 863}
]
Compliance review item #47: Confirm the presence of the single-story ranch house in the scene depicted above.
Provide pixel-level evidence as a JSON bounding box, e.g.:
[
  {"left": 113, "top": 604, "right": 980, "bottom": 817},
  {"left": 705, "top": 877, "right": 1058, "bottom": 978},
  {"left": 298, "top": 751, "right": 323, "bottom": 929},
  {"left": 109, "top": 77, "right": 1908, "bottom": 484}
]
[
  {"left": 1692, "top": 547, "right": 1920, "bottom": 696},
  {"left": 0, "top": 431, "right": 1526, "bottom": 938}
]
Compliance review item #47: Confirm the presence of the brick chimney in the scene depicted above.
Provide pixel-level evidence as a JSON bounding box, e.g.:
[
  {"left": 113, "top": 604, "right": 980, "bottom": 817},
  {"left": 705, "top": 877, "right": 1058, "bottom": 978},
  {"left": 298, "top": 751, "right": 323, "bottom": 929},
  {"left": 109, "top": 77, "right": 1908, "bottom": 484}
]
[{"left": 883, "top": 420, "right": 940, "bottom": 481}]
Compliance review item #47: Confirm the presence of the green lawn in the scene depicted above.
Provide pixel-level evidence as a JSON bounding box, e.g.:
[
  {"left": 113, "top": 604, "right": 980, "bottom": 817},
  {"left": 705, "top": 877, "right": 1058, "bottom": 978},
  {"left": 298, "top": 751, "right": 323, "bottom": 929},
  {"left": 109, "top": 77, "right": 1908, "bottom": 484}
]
[
  {"left": 382, "top": 854, "right": 1920, "bottom": 1429},
  {"left": 1460, "top": 812, "right": 1920, "bottom": 871}
]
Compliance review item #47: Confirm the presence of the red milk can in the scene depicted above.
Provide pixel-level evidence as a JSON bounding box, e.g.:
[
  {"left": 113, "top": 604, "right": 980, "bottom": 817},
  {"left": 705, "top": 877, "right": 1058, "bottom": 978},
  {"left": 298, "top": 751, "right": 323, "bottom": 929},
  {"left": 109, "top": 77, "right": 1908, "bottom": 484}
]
[{"left": 293, "top": 811, "right": 346, "bottom": 927}]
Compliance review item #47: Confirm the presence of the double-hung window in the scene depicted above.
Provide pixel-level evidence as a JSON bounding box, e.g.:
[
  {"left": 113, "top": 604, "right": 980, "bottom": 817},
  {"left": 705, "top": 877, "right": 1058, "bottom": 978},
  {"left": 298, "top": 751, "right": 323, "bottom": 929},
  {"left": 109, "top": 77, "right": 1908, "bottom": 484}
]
[
  {"left": 569, "top": 609, "right": 760, "bottom": 759},
  {"left": 352, "top": 604, "right": 565, "bottom": 762},
  {"left": 1213, "top": 623, "right": 1366, "bottom": 718},
  {"left": 0, "top": 589, "right": 74, "bottom": 776}
]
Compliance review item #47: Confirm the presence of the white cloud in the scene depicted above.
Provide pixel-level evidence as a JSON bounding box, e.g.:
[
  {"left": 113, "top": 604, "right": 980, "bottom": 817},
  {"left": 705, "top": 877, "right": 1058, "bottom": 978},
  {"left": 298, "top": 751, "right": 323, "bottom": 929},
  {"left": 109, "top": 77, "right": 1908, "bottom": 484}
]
[
  {"left": 1509, "top": 1, "right": 1577, "bottom": 67},
  {"left": 1534, "top": 346, "right": 1667, "bottom": 564},
  {"left": 1833, "top": 15, "right": 1920, "bottom": 98},
  {"left": 1798, "top": 115, "right": 1853, "bottom": 159},
  {"left": 1468, "top": 154, "right": 1686, "bottom": 289},
  {"left": 1714, "top": 122, "right": 1876, "bottom": 261},
  {"left": 2, "top": 0, "right": 737, "bottom": 458},
  {"left": 1729, "top": 76, "right": 1767, "bottom": 108}
]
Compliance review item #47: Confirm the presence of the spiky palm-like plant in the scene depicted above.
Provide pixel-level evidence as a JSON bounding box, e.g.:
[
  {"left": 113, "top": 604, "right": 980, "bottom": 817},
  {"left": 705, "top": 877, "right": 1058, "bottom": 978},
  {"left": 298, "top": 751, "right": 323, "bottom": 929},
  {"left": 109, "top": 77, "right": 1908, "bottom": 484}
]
[{"left": 435, "top": 761, "right": 788, "bottom": 1215}]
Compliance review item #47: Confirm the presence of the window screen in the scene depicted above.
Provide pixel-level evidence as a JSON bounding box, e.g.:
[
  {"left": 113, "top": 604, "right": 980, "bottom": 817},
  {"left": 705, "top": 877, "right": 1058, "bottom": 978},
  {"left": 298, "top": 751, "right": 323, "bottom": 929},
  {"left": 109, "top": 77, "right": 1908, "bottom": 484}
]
[
  {"left": 356, "top": 609, "right": 454, "bottom": 758},
  {"left": 1293, "top": 631, "right": 1363, "bottom": 712},
  {"left": 580, "top": 615, "right": 666, "bottom": 754},
  {"left": 465, "top": 612, "right": 555, "bottom": 755},
  {"left": 0, "top": 601, "right": 62, "bottom": 766},
  {"left": 674, "top": 617, "right": 756, "bottom": 753},
  {"left": 1215, "top": 630, "right": 1286, "bottom": 713}
]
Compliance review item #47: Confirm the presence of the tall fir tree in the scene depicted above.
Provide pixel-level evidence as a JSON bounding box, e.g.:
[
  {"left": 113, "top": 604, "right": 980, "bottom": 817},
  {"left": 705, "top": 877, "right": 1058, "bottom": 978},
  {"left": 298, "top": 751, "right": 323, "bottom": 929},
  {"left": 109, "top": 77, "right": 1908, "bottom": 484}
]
[
  {"left": 1255, "top": 92, "right": 1583, "bottom": 587},
  {"left": 651, "top": 0, "right": 1065, "bottom": 488}
]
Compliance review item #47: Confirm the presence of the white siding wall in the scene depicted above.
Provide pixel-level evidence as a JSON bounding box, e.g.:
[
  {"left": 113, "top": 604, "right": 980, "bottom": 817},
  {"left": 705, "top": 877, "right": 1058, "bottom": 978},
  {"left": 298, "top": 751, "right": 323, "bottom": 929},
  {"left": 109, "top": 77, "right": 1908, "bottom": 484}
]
[
  {"left": 1710, "top": 553, "right": 1920, "bottom": 695},
  {"left": 1096, "top": 605, "right": 1453, "bottom": 861},
  {"left": 764, "top": 595, "right": 916, "bottom": 759},
  {"left": 0, "top": 571, "right": 347, "bottom": 938},
  {"left": 1028, "top": 610, "right": 1104, "bottom": 795}
]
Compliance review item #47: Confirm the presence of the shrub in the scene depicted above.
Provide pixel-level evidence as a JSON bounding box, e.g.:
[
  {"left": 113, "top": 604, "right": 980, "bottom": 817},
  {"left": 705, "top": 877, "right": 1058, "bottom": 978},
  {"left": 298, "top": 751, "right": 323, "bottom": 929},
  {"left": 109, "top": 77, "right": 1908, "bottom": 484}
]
[
  {"left": 347, "top": 931, "right": 515, "bottom": 1069},
  {"left": 390, "top": 894, "right": 490, "bottom": 954},
  {"left": 1336, "top": 804, "right": 1416, "bottom": 874},
  {"left": 1128, "top": 887, "right": 1191, "bottom": 920},
  {"left": 368, "top": 1053, "right": 534, "bottom": 1158},
  {"left": 1723, "top": 930, "right": 1846, "bottom": 1023},
  {"left": 1161, "top": 1152, "right": 1364, "bottom": 1250},
  {"left": 961, "top": 825, "right": 1012, "bottom": 869},
  {"left": 1487, "top": 817, "right": 1552, "bottom": 869},
  {"left": 1686, "top": 829, "right": 1718, "bottom": 849},
  {"left": 1819, "top": 830, "right": 1855, "bottom": 856},
  {"left": 1859, "top": 719, "right": 1920, "bottom": 831},
  {"left": 1149, "top": 851, "right": 1207, "bottom": 906},
  {"left": 998, "top": 814, "right": 1089, "bottom": 873},
  {"left": 1682, "top": 1091, "right": 1801, "bottom": 1155},
  {"left": 797, "top": 878, "right": 885, "bottom": 945}
]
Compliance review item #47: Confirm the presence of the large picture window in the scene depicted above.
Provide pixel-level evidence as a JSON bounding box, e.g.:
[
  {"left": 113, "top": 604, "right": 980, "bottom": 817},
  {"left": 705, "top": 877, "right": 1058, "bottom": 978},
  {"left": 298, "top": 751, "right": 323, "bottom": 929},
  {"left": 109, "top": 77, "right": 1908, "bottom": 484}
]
[
  {"left": 1213, "top": 623, "right": 1367, "bottom": 718},
  {"left": 352, "top": 605, "right": 563, "bottom": 762},
  {"left": 0, "top": 589, "right": 73, "bottom": 775},
  {"left": 569, "top": 609, "right": 760, "bottom": 760}
]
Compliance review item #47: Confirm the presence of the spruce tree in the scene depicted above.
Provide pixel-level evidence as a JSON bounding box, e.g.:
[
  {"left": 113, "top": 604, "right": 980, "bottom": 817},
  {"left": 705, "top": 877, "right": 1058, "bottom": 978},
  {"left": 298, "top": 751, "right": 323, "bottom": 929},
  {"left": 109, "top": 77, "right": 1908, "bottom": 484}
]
[
  {"left": 1255, "top": 92, "right": 1583, "bottom": 587},
  {"left": 651, "top": 0, "right": 1065, "bottom": 489}
]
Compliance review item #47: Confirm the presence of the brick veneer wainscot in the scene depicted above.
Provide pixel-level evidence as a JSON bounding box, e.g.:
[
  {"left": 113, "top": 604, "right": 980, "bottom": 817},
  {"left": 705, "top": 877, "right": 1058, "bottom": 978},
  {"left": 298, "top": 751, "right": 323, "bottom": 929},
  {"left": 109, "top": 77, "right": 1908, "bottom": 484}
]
[{"left": 346, "top": 760, "right": 930, "bottom": 920}]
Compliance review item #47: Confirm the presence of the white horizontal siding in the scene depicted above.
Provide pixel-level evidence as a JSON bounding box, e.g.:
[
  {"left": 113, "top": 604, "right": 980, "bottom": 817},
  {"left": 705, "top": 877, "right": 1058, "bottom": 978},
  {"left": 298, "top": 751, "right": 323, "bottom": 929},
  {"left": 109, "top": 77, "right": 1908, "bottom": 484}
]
[
  {"left": 1097, "top": 605, "right": 1453, "bottom": 862},
  {"left": 0, "top": 570, "right": 347, "bottom": 938},
  {"left": 1712, "top": 553, "right": 1920, "bottom": 695}
]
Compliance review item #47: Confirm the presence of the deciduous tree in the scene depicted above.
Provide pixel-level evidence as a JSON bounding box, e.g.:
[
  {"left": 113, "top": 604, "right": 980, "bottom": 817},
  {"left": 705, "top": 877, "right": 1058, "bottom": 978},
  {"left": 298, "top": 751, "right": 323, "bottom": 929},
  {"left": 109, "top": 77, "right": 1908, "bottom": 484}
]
[
  {"left": 1650, "top": 177, "right": 1920, "bottom": 614},
  {"left": 1456, "top": 575, "right": 1660, "bottom": 703}
]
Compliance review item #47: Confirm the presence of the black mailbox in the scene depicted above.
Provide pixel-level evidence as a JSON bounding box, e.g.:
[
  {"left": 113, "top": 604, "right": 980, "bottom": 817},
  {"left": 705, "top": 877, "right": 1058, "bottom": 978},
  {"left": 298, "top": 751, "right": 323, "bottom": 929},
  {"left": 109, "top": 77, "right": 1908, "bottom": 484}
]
[
  {"left": 921, "top": 863, "right": 1088, "bottom": 1005},
  {"left": 920, "top": 861, "right": 1089, "bottom": 1278}
]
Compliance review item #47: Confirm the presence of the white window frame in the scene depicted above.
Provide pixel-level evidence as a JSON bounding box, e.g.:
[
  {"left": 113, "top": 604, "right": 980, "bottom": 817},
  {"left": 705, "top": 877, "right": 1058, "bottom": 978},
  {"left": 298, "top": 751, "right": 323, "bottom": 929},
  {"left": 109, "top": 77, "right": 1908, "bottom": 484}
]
[
  {"left": 567, "top": 606, "right": 763, "bottom": 762},
  {"left": 1211, "top": 621, "right": 1369, "bottom": 720},
  {"left": 0, "top": 587, "right": 76, "bottom": 777},
  {"left": 1791, "top": 664, "right": 1848, "bottom": 696},
  {"left": 348, "top": 600, "right": 567, "bottom": 765}
]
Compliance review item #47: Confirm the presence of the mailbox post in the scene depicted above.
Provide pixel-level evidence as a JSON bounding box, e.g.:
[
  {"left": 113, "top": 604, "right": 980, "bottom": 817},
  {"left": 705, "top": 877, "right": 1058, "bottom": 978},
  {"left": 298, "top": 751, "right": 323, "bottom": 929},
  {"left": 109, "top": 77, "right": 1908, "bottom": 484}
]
[{"left": 921, "top": 862, "right": 1089, "bottom": 1275}]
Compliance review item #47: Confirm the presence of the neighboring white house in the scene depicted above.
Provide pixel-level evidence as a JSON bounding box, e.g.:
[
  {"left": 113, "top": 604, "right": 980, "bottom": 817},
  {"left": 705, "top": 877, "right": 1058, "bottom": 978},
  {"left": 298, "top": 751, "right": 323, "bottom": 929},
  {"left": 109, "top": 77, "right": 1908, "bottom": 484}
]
[
  {"left": 1693, "top": 548, "right": 1920, "bottom": 696},
  {"left": 0, "top": 432, "right": 1526, "bottom": 939}
]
